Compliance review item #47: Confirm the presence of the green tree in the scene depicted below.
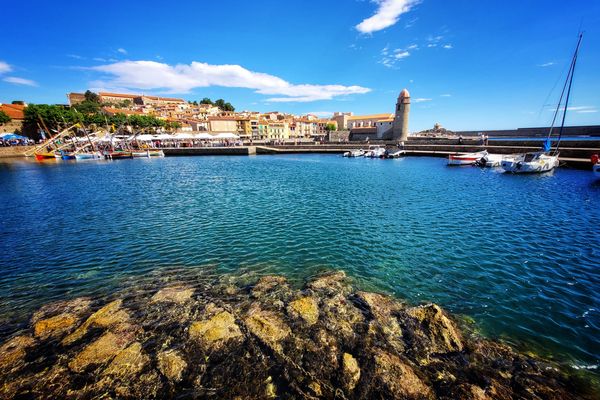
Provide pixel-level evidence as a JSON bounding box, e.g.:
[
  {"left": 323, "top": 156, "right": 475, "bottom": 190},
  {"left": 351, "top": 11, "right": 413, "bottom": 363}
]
[
  {"left": 0, "top": 110, "right": 11, "bottom": 125},
  {"left": 200, "top": 98, "right": 214, "bottom": 105},
  {"left": 11, "top": 100, "right": 25, "bottom": 105},
  {"left": 73, "top": 100, "right": 101, "bottom": 114},
  {"left": 325, "top": 123, "right": 336, "bottom": 132},
  {"left": 84, "top": 90, "right": 100, "bottom": 103}
]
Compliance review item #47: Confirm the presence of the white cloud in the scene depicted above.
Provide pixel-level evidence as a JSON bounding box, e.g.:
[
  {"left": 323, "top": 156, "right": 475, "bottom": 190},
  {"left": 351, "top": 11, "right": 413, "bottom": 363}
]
[
  {"left": 427, "top": 43, "right": 437, "bottom": 48},
  {"left": 0, "top": 61, "right": 11, "bottom": 74},
  {"left": 117, "top": 48, "right": 127, "bottom": 54},
  {"left": 413, "top": 98, "right": 431, "bottom": 103},
  {"left": 537, "top": 62, "right": 554, "bottom": 67},
  {"left": 67, "top": 54, "right": 84, "bottom": 59},
  {"left": 443, "top": 44, "right": 453, "bottom": 49},
  {"left": 407, "top": 44, "right": 418, "bottom": 50},
  {"left": 547, "top": 105, "right": 597, "bottom": 113},
  {"left": 394, "top": 51, "right": 410, "bottom": 59},
  {"left": 356, "top": 0, "right": 419, "bottom": 34},
  {"left": 90, "top": 60, "right": 371, "bottom": 102},
  {"left": 440, "top": 94, "right": 451, "bottom": 97},
  {"left": 3, "top": 77, "right": 37, "bottom": 86}
]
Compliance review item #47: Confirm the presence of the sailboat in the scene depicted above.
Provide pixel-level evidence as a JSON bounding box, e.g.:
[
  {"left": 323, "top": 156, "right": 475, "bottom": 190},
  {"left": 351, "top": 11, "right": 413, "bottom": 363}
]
[{"left": 502, "top": 34, "right": 582, "bottom": 174}]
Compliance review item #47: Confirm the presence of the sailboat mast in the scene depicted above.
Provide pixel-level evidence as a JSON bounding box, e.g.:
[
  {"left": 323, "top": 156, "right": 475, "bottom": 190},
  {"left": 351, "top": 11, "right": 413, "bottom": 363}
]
[{"left": 555, "top": 33, "right": 583, "bottom": 152}]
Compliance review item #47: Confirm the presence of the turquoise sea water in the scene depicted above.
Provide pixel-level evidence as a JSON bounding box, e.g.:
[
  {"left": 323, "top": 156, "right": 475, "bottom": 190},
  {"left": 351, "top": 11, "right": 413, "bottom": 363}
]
[{"left": 0, "top": 155, "right": 598, "bottom": 370}]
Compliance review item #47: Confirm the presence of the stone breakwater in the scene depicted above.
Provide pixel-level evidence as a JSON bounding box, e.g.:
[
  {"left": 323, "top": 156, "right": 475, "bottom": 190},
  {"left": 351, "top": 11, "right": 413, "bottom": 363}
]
[{"left": 0, "top": 271, "right": 595, "bottom": 399}]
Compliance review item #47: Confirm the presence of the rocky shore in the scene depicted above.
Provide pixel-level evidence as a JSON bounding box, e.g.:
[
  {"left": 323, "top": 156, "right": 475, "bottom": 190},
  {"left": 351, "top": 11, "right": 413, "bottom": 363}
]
[{"left": 0, "top": 271, "right": 595, "bottom": 399}]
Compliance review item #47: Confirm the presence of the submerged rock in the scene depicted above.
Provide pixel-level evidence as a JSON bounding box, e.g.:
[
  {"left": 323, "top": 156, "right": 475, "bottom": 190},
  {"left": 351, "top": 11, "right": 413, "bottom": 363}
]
[
  {"left": 189, "top": 310, "right": 242, "bottom": 349},
  {"left": 103, "top": 341, "right": 149, "bottom": 378},
  {"left": 68, "top": 330, "right": 134, "bottom": 373},
  {"left": 151, "top": 286, "right": 195, "bottom": 304},
  {"left": 0, "top": 335, "right": 35, "bottom": 373},
  {"left": 157, "top": 349, "right": 187, "bottom": 382},
  {"left": 244, "top": 307, "right": 291, "bottom": 351},
  {"left": 62, "top": 299, "right": 130, "bottom": 345},
  {"left": 33, "top": 313, "right": 78, "bottom": 340}
]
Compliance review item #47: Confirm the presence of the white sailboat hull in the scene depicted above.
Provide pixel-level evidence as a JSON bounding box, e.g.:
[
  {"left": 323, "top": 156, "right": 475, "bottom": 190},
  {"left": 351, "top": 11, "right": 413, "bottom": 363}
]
[{"left": 501, "top": 153, "right": 559, "bottom": 174}]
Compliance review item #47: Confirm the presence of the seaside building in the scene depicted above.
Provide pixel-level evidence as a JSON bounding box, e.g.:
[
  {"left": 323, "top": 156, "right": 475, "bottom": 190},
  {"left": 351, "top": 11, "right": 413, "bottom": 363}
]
[
  {"left": 67, "top": 92, "right": 86, "bottom": 105},
  {"left": 331, "top": 112, "right": 353, "bottom": 130},
  {"left": 391, "top": 88, "right": 410, "bottom": 141}
]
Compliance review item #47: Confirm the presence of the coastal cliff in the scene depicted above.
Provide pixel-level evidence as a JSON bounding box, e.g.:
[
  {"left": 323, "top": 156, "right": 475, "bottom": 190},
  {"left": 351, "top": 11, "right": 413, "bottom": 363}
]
[{"left": 0, "top": 271, "right": 595, "bottom": 399}]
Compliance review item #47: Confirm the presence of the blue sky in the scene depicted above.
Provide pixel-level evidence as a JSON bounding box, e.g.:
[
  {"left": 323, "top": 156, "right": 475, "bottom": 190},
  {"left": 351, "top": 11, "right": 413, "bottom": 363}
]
[{"left": 1, "top": 0, "right": 599, "bottom": 131}]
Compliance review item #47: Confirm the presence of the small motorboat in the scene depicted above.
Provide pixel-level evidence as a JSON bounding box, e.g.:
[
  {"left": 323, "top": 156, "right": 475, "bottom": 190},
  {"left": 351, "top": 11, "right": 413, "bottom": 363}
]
[
  {"left": 75, "top": 152, "right": 103, "bottom": 160},
  {"left": 384, "top": 149, "right": 406, "bottom": 159},
  {"left": 474, "top": 153, "right": 505, "bottom": 167},
  {"left": 60, "top": 151, "right": 76, "bottom": 160},
  {"left": 448, "top": 150, "right": 488, "bottom": 166},
  {"left": 132, "top": 149, "right": 165, "bottom": 158},
  {"left": 343, "top": 149, "right": 365, "bottom": 158},
  {"left": 501, "top": 152, "right": 559, "bottom": 174},
  {"left": 364, "top": 145, "right": 386, "bottom": 158}
]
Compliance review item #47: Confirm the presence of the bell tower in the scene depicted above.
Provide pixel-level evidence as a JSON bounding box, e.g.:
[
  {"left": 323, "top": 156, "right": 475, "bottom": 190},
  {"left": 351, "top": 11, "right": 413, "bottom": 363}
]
[{"left": 393, "top": 89, "right": 410, "bottom": 141}]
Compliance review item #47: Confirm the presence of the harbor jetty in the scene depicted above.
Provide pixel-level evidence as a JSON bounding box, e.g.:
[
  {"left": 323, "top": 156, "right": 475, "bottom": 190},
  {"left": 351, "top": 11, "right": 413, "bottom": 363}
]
[{"left": 0, "top": 270, "right": 595, "bottom": 399}]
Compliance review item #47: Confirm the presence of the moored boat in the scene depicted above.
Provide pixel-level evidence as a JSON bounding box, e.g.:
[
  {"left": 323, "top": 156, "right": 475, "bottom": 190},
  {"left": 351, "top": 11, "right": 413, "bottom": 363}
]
[
  {"left": 475, "top": 153, "right": 505, "bottom": 167},
  {"left": 364, "top": 145, "right": 386, "bottom": 158},
  {"left": 34, "top": 152, "right": 59, "bottom": 161},
  {"left": 74, "top": 152, "right": 103, "bottom": 160},
  {"left": 343, "top": 149, "right": 365, "bottom": 157},
  {"left": 448, "top": 150, "right": 488, "bottom": 166},
  {"left": 501, "top": 152, "right": 559, "bottom": 173},
  {"left": 384, "top": 149, "right": 406, "bottom": 158},
  {"left": 131, "top": 149, "right": 165, "bottom": 158},
  {"left": 592, "top": 154, "right": 600, "bottom": 179},
  {"left": 105, "top": 151, "right": 133, "bottom": 160}
]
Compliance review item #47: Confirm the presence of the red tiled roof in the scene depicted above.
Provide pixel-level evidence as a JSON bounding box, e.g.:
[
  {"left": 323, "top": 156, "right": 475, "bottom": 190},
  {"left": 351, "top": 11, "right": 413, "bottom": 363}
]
[{"left": 0, "top": 104, "right": 25, "bottom": 119}]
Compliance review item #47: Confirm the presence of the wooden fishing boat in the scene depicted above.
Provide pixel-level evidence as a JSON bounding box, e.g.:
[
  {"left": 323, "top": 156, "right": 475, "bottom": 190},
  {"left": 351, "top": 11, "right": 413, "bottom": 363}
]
[
  {"left": 34, "top": 152, "right": 59, "bottom": 161},
  {"left": 105, "top": 151, "right": 133, "bottom": 160}
]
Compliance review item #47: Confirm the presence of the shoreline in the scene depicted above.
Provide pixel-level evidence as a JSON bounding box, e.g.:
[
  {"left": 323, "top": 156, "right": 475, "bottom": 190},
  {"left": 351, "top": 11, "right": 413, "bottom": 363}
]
[{"left": 0, "top": 270, "right": 597, "bottom": 399}]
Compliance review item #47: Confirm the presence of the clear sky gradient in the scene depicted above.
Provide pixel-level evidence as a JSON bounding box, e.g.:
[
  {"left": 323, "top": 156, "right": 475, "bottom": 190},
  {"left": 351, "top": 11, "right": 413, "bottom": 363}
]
[{"left": 1, "top": 0, "right": 599, "bottom": 131}]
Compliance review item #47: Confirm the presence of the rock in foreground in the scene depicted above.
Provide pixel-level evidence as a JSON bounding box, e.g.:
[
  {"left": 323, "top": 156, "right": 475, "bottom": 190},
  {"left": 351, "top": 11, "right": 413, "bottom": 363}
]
[{"left": 0, "top": 271, "right": 595, "bottom": 399}]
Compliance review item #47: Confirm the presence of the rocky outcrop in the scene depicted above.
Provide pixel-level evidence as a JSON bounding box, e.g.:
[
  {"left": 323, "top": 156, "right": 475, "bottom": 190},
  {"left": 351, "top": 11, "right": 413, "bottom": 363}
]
[
  {"left": 189, "top": 310, "right": 242, "bottom": 349},
  {"left": 0, "top": 271, "right": 593, "bottom": 399},
  {"left": 157, "top": 349, "right": 187, "bottom": 382},
  {"left": 62, "top": 299, "right": 130, "bottom": 345},
  {"left": 287, "top": 296, "right": 319, "bottom": 326}
]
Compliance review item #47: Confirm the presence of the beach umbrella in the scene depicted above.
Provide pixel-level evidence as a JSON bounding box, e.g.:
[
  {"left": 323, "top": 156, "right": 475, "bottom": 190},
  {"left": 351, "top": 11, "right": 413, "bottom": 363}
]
[
  {"left": 0, "top": 133, "right": 28, "bottom": 140},
  {"left": 195, "top": 132, "right": 214, "bottom": 140},
  {"left": 214, "top": 132, "right": 239, "bottom": 139}
]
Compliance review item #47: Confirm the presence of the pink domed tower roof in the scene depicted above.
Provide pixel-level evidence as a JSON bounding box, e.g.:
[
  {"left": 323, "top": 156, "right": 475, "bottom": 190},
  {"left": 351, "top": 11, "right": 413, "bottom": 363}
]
[{"left": 399, "top": 88, "right": 410, "bottom": 98}]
